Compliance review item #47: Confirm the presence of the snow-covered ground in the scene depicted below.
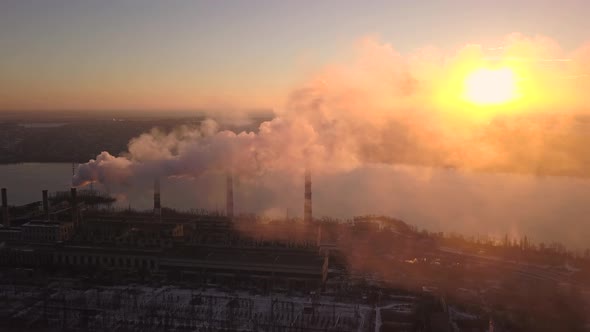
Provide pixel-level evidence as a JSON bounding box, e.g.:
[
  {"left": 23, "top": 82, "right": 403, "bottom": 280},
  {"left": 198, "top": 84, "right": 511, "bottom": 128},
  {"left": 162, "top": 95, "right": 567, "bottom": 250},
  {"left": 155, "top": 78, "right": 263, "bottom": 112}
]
[
  {"left": 0, "top": 283, "right": 387, "bottom": 331},
  {"left": 374, "top": 298, "right": 417, "bottom": 332}
]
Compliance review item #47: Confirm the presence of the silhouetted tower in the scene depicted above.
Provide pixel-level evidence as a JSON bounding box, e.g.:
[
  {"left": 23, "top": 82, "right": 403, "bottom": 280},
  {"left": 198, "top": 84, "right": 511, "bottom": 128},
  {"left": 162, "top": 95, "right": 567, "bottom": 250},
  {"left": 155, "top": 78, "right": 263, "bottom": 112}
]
[
  {"left": 1, "top": 188, "right": 9, "bottom": 227},
  {"left": 70, "top": 188, "right": 79, "bottom": 226},
  {"left": 304, "top": 170, "right": 312, "bottom": 223},
  {"left": 226, "top": 173, "right": 234, "bottom": 219},
  {"left": 154, "top": 178, "right": 162, "bottom": 218},
  {"left": 42, "top": 190, "right": 49, "bottom": 218},
  {"left": 71, "top": 162, "right": 78, "bottom": 187}
]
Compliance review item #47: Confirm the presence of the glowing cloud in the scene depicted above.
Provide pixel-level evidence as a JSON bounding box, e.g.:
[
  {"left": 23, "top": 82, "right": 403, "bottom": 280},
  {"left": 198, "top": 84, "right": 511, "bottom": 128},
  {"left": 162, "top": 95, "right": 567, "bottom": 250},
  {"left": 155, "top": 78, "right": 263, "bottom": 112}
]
[{"left": 73, "top": 33, "right": 590, "bottom": 187}]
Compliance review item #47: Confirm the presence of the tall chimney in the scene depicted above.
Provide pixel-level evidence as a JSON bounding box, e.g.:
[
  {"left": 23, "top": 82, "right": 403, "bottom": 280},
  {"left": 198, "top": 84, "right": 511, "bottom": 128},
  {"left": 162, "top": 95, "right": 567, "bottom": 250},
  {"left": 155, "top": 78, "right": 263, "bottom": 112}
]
[
  {"left": 1, "top": 188, "right": 9, "bottom": 227},
  {"left": 42, "top": 190, "right": 49, "bottom": 218},
  {"left": 70, "top": 187, "right": 78, "bottom": 225},
  {"left": 226, "top": 173, "right": 234, "bottom": 219},
  {"left": 154, "top": 178, "right": 162, "bottom": 218},
  {"left": 304, "top": 170, "right": 312, "bottom": 223}
]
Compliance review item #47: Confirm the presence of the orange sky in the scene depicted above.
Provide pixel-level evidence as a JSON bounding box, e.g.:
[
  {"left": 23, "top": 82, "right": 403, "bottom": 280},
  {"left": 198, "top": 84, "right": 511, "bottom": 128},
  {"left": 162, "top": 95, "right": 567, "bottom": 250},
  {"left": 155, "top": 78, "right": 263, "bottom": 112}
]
[
  {"left": 1, "top": 1, "right": 590, "bottom": 113},
  {"left": 2, "top": 33, "right": 589, "bottom": 115}
]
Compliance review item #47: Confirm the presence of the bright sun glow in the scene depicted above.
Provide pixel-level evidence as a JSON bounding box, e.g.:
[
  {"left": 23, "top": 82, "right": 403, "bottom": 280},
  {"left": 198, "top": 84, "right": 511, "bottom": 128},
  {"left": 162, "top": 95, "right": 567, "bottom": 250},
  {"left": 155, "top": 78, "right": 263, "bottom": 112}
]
[{"left": 463, "top": 68, "right": 518, "bottom": 105}]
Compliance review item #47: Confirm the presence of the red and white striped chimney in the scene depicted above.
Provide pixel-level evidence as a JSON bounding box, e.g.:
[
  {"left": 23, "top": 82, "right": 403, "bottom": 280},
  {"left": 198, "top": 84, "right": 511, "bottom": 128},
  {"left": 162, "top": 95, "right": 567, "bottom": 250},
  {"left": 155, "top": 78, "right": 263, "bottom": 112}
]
[
  {"left": 226, "top": 172, "right": 234, "bottom": 219},
  {"left": 154, "top": 178, "right": 162, "bottom": 218},
  {"left": 1, "top": 188, "right": 9, "bottom": 227},
  {"left": 42, "top": 189, "right": 49, "bottom": 218},
  {"left": 70, "top": 187, "right": 78, "bottom": 225},
  {"left": 304, "top": 170, "right": 312, "bottom": 223}
]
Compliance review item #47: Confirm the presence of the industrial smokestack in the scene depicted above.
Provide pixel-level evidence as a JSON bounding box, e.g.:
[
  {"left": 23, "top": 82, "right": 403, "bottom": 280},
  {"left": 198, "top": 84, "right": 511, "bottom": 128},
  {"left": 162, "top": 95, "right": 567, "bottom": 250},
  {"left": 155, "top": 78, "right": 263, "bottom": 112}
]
[
  {"left": 304, "top": 170, "right": 312, "bottom": 223},
  {"left": 226, "top": 172, "right": 234, "bottom": 219},
  {"left": 70, "top": 187, "right": 78, "bottom": 225},
  {"left": 42, "top": 190, "right": 49, "bottom": 218},
  {"left": 1, "top": 188, "right": 8, "bottom": 227},
  {"left": 154, "top": 178, "right": 162, "bottom": 218}
]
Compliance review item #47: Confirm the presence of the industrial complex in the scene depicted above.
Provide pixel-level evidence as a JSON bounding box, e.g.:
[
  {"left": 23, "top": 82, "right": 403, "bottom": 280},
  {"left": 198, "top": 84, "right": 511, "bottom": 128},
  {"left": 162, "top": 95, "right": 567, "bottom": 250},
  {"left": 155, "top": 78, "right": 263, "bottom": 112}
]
[{"left": 0, "top": 172, "right": 588, "bottom": 331}]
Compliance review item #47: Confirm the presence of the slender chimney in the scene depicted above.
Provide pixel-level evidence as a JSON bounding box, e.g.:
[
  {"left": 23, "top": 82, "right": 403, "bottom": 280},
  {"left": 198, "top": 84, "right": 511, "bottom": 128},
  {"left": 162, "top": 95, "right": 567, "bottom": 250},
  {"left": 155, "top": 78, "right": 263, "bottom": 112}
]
[
  {"left": 304, "top": 170, "right": 312, "bottom": 223},
  {"left": 154, "top": 178, "right": 162, "bottom": 218},
  {"left": 70, "top": 187, "right": 78, "bottom": 225},
  {"left": 42, "top": 190, "right": 49, "bottom": 218},
  {"left": 226, "top": 172, "right": 234, "bottom": 219},
  {"left": 1, "top": 188, "right": 9, "bottom": 227}
]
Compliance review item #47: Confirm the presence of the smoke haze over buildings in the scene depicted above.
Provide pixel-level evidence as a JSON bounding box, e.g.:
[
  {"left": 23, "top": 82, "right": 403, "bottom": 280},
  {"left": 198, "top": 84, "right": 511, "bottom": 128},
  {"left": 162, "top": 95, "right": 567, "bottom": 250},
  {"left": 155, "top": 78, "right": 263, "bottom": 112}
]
[{"left": 67, "top": 35, "right": 590, "bottom": 250}]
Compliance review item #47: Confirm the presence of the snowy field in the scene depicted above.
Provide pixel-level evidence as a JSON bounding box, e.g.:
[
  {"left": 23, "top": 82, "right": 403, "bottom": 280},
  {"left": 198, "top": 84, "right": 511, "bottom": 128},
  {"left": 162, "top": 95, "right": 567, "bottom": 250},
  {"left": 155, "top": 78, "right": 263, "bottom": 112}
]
[{"left": 0, "top": 282, "right": 417, "bottom": 331}]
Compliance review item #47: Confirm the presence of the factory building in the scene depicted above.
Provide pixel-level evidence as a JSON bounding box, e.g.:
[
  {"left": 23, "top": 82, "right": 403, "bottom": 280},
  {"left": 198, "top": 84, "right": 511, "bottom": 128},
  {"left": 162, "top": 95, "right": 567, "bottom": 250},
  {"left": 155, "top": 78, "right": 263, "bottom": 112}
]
[
  {"left": 73, "top": 217, "right": 184, "bottom": 248},
  {"left": 52, "top": 245, "right": 159, "bottom": 272},
  {"left": 21, "top": 220, "right": 75, "bottom": 242},
  {"left": 0, "top": 243, "right": 326, "bottom": 290},
  {"left": 0, "top": 172, "right": 334, "bottom": 292},
  {"left": 0, "top": 188, "right": 80, "bottom": 244}
]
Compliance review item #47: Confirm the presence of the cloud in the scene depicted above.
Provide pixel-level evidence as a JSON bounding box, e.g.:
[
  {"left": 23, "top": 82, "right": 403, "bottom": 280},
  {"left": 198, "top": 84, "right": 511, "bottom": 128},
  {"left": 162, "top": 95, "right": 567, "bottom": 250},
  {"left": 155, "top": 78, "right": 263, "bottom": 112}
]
[{"left": 73, "top": 34, "right": 590, "bottom": 189}]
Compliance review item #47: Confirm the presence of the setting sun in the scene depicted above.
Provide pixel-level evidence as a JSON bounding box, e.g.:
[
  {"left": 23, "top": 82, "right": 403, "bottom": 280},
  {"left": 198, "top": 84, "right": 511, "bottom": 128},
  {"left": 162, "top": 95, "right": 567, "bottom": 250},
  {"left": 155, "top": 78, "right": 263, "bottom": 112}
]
[{"left": 463, "top": 68, "right": 518, "bottom": 105}]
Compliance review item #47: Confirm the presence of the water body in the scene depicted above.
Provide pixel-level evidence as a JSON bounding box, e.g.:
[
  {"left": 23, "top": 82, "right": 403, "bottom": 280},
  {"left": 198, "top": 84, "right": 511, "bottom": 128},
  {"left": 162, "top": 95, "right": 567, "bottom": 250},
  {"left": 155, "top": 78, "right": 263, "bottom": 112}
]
[
  {"left": 1, "top": 163, "right": 589, "bottom": 249},
  {"left": 18, "top": 122, "right": 67, "bottom": 128}
]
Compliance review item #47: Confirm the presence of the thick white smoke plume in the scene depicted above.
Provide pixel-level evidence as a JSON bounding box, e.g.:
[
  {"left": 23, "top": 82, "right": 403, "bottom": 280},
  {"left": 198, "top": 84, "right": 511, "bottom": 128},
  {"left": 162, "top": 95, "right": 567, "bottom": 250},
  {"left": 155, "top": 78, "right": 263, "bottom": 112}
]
[{"left": 74, "top": 34, "right": 590, "bottom": 187}]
